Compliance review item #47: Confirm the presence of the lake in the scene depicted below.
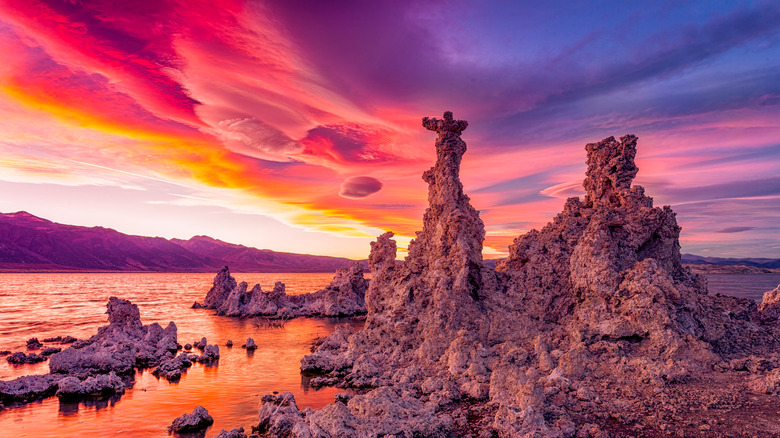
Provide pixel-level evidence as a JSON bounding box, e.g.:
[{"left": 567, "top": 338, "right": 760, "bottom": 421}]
[
  {"left": 0, "top": 271, "right": 778, "bottom": 437},
  {"left": 704, "top": 273, "right": 780, "bottom": 302},
  {"left": 0, "top": 272, "right": 362, "bottom": 437}
]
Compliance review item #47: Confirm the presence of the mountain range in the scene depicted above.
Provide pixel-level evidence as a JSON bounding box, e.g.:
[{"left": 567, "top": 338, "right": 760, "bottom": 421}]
[
  {"left": 0, "top": 211, "right": 361, "bottom": 272},
  {"left": 680, "top": 254, "right": 780, "bottom": 270},
  {"left": 0, "top": 211, "right": 777, "bottom": 273}
]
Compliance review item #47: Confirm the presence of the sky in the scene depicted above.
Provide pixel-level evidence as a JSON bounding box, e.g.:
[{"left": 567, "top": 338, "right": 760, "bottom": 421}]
[{"left": 0, "top": 0, "right": 779, "bottom": 259}]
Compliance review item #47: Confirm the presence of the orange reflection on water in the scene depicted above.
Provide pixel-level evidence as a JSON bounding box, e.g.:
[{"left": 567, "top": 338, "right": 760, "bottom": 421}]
[{"left": 0, "top": 273, "right": 362, "bottom": 437}]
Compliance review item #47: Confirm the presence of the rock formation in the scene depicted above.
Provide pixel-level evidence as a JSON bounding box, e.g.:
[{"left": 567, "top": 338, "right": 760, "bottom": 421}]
[
  {"left": 194, "top": 262, "right": 370, "bottom": 318},
  {"left": 759, "top": 284, "right": 780, "bottom": 320},
  {"left": 6, "top": 351, "right": 46, "bottom": 365},
  {"left": 253, "top": 113, "right": 780, "bottom": 437},
  {"left": 169, "top": 406, "right": 214, "bottom": 433},
  {"left": 215, "top": 427, "right": 248, "bottom": 438},
  {"left": 201, "top": 266, "right": 238, "bottom": 309},
  {"left": 194, "top": 344, "right": 220, "bottom": 363},
  {"left": 152, "top": 354, "right": 193, "bottom": 381},
  {"left": 55, "top": 372, "right": 126, "bottom": 399},
  {"left": 26, "top": 338, "right": 43, "bottom": 349},
  {"left": 42, "top": 335, "right": 78, "bottom": 344},
  {"left": 0, "top": 297, "right": 185, "bottom": 405},
  {"left": 49, "top": 297, "right": 179, "bottom": 374},
  {"left": 194, "top": 337, "right": 208, "bottom": 350},
  {"left": 243, "top": 338, "right": 257, "bottom": 350},
  {"left": 300, "top": 111, "right": 493, "bottom": 393}
]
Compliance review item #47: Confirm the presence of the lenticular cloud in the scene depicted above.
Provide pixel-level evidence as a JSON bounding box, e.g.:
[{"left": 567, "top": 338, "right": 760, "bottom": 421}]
[{"left": 339, "top": 176, "right": 383, "bottom": 198}]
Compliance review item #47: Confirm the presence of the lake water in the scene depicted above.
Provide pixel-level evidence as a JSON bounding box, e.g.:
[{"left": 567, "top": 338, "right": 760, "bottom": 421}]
[
  {"left": 1, "top": 272, "right": 779, "bottom": 437},
  {"left": 704, "top": 273, "right": 780, "bottom": 302},
  {"left": 0, "top": 272, "right": 363, "bottom": 437}
]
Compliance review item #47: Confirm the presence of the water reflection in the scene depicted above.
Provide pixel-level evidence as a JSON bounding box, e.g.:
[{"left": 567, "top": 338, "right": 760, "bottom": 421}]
[
  {"left": 0, "top": 273, "right": 363, "bottom": 438},
  {"left": 59, "top": 393, "right": 123, "bottom": 416},
  {"left": 174, "top": 429, "right": 210, "bottom": 438}
]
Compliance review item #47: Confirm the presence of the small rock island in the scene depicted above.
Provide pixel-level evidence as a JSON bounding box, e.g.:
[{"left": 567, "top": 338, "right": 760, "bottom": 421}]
[{"left": 194, "top": 262, "right": 369, "bottom": 318}]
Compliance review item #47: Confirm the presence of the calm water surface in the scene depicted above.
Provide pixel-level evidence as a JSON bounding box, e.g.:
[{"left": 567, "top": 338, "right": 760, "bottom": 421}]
[
  {"left": 705, "top": 273, "right": 780, "bottom": 301},
  {"left": 0, "top": 272, "right": 362, "bottom": 437}
]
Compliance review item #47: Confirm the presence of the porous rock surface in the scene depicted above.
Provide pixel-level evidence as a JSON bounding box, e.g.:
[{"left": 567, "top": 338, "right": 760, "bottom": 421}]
[
  {"left": 152, "top": 353, "right": 193, "bottom": 381},
  {"left": 758, "top": 283, "right": 780, "bottom": 320},
  {"left": 55, "top": 371, "right": 126, "bottom": 399},
  {"left": 195, "top": 262, "right": 369, "bottom": 318},
  {"left": 1, "top": 297, "right": 181, "bottom": 404},
  {"left": 169, "top": 405, "right": 214, "bottom": 433},
  {"left": 254, "top": 112, "right": 780, "bottom": 437},
  {"left": 215, "top": 427, "right": 249, "bottom": 438},
  {"left": 6, "top": 351, "right": 46, "bottom": 365}
]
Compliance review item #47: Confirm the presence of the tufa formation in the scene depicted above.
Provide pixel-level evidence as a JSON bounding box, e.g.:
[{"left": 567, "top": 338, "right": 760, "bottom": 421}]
[
  {"left": 253, "top": 113, "right": 780, "bottom": 437},
  {"left": 0, "top": 297, "right": 188, "bottom": 405},
  {"left": 195, "top": 262, "right": 369, "bottom": 318}
]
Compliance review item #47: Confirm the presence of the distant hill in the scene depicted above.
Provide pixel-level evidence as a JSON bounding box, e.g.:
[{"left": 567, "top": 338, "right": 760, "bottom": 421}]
[
  {"left": 171, "top": 235, "right": 362, "bottom": 273},
  {"left": 681, "top": 254, "right": 780, "bottom": 269},
  {"left": 0, "top": 211, "right": 361, "bottom": 273}
]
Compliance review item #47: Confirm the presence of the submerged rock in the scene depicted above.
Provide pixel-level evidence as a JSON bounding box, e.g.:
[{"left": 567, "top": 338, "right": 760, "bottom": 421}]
[
  {"left": 26, "top": 338, "right": 43, "bottom": 350},
  {"left": 194, "top": 345, "right": 219, "bottom": 363},
  {"left": 40, "top": 347, "right": 61, "bottom": 356},
  {"left": 152, "top": 354, "right": 193, "bottom": 381},
  {"left": 6, "top": 352, "right": 46, "bottom": 365},
  {"left": 242, "top": 338, "right": 257, "bottom": 350},
  {"left": 193, "top": 337, "right": 207, "bottom": 350},
  {"left": 253, "top": 112, "right": 780, "bottom": 437},
  {"left": 169, "top": 406, "right": 214, "bottom": 433}
]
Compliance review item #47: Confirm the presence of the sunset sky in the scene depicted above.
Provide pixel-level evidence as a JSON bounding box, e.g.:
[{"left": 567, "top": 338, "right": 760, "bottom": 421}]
[{"left": 1, "top": 0, "right": 779, "bottom": 259}]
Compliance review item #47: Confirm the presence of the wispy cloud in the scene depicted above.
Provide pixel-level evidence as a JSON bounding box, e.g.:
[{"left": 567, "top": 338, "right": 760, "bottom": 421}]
[{"left": 0, "top": 1, "right": 779, "bottom": 257}]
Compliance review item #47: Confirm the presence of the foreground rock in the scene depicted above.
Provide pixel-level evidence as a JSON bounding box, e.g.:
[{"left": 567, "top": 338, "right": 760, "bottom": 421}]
[
  {"left": 254, "top": 112, "right": 780, "bottom": 437},
  {"left": 215, "top": 427, "right": 248, "bottom": 438},
  {"left": 256, "top": 391, "right": 450, "bottom": 437},
  {"left": 6, "top": 352, "right": 46, "bottom": 365},
  {"left": 194, "top": 344, "right": 220, "bottom": 363},
  {"left": 55, "top": 372, "right": 126, "bottom": 399},
  {"left": 242, "top": 338, "right": 257, "bottom": 350},
  {"left": 49, "top": 297, "right": 178, "bottom": 374},
  {"left": 42, "top": 335, "right": 78, "bottom": 344},
  {"left": 26, "top": 338, "right": 43, "bottom": 349},
  {"left": 169, "top": 406, "right": 214, "bottom": 433},
  {"left": 759, "top": 284, "right": 780, "bottom": 320},
  {"left": 195, "top": 262, "right": 369, "bottom": 318},
  {"left": 152, "top": 354, "right": 193, "bottom": 381},
  {"left": 0, "top": 297, "right": 179, "bottom": 405},
  {"left": 0, "top": 374, "right": 62, "bottom": 403}
]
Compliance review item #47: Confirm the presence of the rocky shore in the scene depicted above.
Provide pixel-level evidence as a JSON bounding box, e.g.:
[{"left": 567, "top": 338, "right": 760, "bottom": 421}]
[
  {"left": 0, "top": 297, "right": 188, "bottom": 406},
  {"left": 248, "top": 112, "right": 780, "bottom": 437},
  {"left": 194, "top": 262, "right": 369, "bottom": 318}
]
